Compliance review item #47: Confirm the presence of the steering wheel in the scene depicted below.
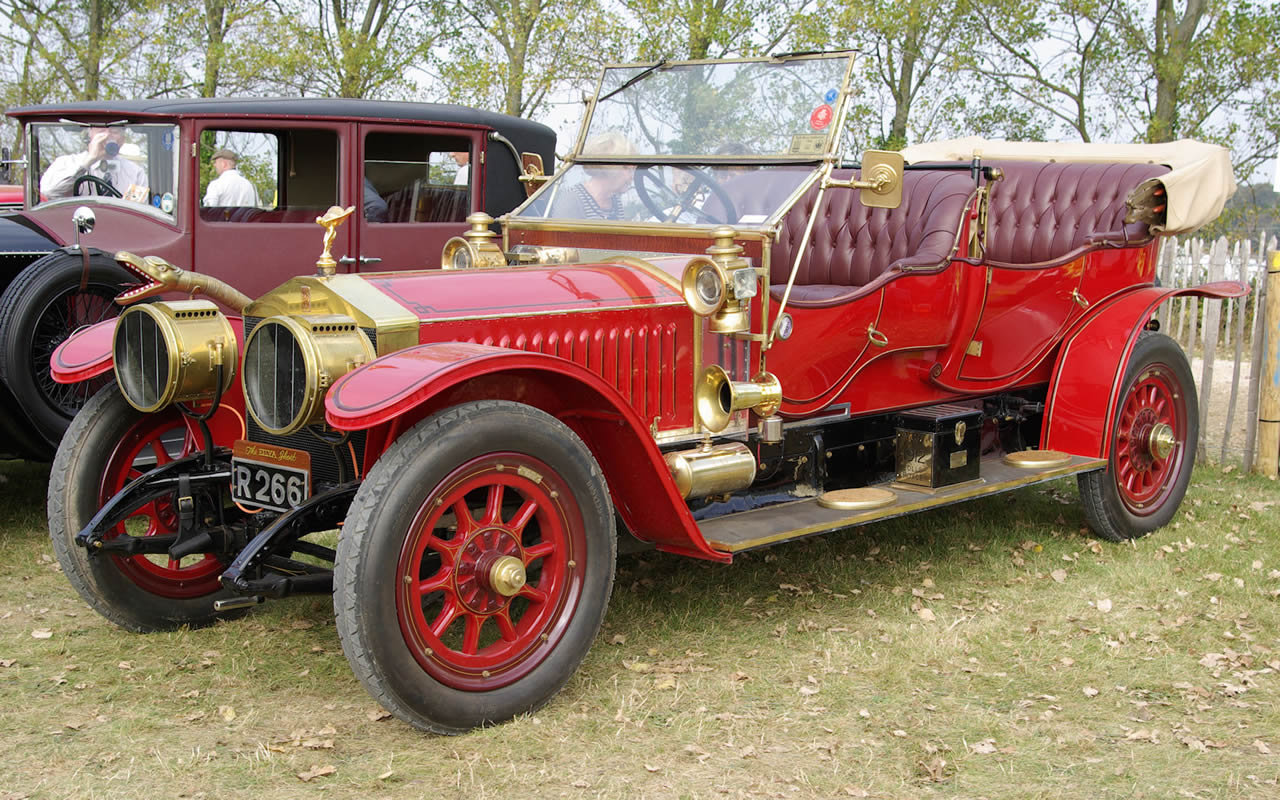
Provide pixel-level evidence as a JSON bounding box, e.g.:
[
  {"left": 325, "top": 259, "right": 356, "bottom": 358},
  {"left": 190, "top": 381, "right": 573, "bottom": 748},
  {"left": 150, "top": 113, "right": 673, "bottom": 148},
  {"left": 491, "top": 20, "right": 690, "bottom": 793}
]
[
  {"left": 73, "top": 174, "right": 122, "bottom": 198},
  {"left": 634, "top": 165, "right": 738, "bottom": 225}
]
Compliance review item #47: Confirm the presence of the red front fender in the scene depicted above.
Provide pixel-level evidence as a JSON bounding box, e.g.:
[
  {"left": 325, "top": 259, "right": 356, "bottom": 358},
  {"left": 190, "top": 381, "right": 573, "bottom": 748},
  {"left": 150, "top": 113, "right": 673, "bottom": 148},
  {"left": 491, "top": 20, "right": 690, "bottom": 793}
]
[
  {"left": 51, "top": 318, "right": 118, "bottom": 384},
  {"left": 1042, "top": 280, "right": 1248, "bottom": 458},
  {"left": 327, "top": 342, "right": 731, "bottom": 563}
]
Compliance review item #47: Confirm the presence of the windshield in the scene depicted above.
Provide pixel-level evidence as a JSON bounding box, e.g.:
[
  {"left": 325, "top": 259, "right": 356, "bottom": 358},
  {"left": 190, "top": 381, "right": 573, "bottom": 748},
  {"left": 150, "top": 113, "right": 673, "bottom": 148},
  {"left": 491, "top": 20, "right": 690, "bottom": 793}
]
[
  {"left": 31, "top": 122, "right": 180, "bottom": 217},
  {"left": 513, "top": 55, "right": 850, "bottom": 227},
  {"left": 584, "top": 56, "right": 853, "bottom": 160}
]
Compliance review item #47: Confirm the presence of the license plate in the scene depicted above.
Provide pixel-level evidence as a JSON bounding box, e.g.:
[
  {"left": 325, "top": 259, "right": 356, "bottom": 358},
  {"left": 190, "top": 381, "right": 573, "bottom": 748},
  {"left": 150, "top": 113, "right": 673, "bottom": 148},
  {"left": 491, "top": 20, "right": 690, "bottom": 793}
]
[{"left": 231, "top": 440, "right": 311, "bottom": 512}]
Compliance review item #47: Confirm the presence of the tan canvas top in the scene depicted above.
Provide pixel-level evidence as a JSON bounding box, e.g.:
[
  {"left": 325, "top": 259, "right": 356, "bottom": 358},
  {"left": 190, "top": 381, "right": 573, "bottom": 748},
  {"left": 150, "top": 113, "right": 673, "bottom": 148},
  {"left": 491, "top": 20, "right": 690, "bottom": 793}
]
[{"left": 899, "top": 137, "right": 1235, "bottom": 235}]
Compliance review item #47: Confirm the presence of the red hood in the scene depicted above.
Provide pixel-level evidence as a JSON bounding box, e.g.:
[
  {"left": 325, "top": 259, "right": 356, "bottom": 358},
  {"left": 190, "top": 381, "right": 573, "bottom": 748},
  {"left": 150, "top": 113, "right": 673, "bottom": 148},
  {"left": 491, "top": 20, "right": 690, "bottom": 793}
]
[{"left": 362, "top": 262, "right": 683, "bottom": 322}]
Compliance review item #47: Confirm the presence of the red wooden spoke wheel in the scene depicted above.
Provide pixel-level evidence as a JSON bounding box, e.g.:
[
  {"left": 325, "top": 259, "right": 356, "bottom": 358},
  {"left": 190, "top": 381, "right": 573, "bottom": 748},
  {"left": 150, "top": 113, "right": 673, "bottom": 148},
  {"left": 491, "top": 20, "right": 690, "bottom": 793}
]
[
  {"left": 396, "top": 453, "right": 585, "bottom": 691},
  {"left": 99, "top": 409, "right": 225, "bottom": 598},
  {"left": 48, "top": 389, "right": 241, "bottom": 632},
  {"left": 1112, "top": 365, "right": 1186, "bottom": 515},
  {"left": 335, "top": 401, "right": 616, "bottom": 734},
  {"left": 1079, "top": 333, "right": 1198, "bottom": 542}
]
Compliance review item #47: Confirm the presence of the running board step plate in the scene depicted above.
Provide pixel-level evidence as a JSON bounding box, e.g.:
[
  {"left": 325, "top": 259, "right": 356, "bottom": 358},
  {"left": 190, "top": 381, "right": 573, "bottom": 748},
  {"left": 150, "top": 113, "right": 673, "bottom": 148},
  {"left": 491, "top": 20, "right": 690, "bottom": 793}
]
[{"left": 701, "top": 454, "right": 1105, "bottom": 553}]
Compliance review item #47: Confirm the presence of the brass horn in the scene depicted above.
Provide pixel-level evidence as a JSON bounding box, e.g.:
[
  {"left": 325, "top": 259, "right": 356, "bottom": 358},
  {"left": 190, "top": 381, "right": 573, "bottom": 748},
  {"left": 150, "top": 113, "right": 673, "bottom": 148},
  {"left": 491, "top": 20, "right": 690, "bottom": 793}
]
[{"left": 694, "top": 365, "right": 782, "bottom": 433}]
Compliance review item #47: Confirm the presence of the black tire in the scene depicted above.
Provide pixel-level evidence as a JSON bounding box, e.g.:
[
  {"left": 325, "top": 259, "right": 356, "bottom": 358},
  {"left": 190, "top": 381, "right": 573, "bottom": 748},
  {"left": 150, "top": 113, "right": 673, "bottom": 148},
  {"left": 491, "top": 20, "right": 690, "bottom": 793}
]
[
  {"left": 1078, "top": 332, "right": 1197, "bottom": 541},
  {"left": 0, "top": 249, "right": 131, "bottom": 454},
  {"left": 48, "top": 388, "right": 240, "bottom": 632},
  {"left": 334, "top": 400, "right": 616, "bottom": 733}
]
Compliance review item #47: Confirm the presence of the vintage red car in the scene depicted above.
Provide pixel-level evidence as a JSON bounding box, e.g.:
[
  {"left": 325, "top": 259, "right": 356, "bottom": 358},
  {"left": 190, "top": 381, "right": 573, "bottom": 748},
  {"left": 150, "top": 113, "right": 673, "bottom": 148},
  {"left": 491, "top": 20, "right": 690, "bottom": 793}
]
[
  {"left": 48, "top": 53, "right": 1242, "bottom": 734},
  {"left": 0, "top": 99, "right": 554, "bottom": 460}
]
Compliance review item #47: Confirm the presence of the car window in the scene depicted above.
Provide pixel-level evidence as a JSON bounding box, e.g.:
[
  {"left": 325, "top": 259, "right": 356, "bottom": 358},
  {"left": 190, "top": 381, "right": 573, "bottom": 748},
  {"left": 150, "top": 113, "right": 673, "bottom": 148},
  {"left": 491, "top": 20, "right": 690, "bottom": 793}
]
[
  {"left": 363, "top": 132, "right": 470, "bottom": 224},
  {"left": 199, "top": 128, "right": 339, "bottom": 223},
  {"left": 31, "top": 122, "right": 180, "bottom": 217}
]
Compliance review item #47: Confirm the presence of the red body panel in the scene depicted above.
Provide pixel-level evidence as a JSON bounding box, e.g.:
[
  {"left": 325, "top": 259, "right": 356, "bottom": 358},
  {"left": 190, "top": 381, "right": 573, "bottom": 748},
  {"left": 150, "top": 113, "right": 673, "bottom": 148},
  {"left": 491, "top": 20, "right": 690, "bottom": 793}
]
[
  {"left": 327, "top": 342, "right": 728, "bottom": 562},
  {"left": 1042, "top": 280, "right": 1248, "bottom": 458}
]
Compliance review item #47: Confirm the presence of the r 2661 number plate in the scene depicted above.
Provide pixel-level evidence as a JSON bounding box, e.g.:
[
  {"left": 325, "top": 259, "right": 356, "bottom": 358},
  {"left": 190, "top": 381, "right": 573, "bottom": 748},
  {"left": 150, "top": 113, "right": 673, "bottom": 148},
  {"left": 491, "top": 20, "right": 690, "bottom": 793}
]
[{"left": 231, "top": 440, "right": 311, "bottom": 512}]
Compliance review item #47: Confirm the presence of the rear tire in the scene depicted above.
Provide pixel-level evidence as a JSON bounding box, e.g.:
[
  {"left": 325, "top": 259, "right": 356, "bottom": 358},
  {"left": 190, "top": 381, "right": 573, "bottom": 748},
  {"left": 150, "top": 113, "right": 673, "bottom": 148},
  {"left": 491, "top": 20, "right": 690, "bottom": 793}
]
[
  {"left": 334, "top": 400, "right": 616, "bottom": 733},
  {"left": 0, "top": 250, "right": 129, "bottom": 455},
  {"left": 48, "top": 388, "right": 238, "bottom": 632},
  {"left": 1078, "top": 332, "right": 1197, "bottom": 541}
]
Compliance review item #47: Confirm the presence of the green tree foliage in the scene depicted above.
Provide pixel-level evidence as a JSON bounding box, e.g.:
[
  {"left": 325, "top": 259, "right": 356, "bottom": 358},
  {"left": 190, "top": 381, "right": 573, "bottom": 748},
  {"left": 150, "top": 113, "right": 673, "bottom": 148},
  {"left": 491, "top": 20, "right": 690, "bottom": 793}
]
[
  {"left": 437, "top": 0, "right": 624, "bottom": 117},
  {"left": 623, "top": 0, "right": 811, "bottom": 59}
]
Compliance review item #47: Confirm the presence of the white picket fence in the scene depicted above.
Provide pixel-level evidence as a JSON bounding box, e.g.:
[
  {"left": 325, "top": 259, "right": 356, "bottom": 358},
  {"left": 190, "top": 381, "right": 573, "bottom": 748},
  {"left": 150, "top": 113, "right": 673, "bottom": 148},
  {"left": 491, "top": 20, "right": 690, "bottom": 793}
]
[{"left": 1157, "top": 233, "right": 1279, "bottom": 468}]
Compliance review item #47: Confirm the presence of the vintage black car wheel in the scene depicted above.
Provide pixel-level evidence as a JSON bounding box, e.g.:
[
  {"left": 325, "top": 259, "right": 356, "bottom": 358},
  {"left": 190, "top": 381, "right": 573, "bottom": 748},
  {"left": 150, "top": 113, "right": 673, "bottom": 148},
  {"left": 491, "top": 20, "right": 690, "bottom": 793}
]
[
  {"left": 0, "top": 250, "right": 131, "bottom": 455},
  {"left": 334, "top": 400, "right": 616, "bottom": 733},
  {"left": 1078, "top": 332, "right": 1197, "bottom": 541},
  {"left": 48, "top": 388, "right": 238, "bottom": 632}
]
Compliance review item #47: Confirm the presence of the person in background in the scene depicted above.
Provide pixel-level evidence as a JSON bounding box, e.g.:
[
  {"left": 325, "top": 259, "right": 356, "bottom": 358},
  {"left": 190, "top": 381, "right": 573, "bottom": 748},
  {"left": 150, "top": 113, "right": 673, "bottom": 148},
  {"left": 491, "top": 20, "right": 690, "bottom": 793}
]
[
  {"left": 203, "top": 148, "right": 258, "bottom": 206},
  {"left": 451, "top": 151, "right": 470, "bottom": 185},
  {"left": 40, "top": 126, "right": 148, "bottom": 200},
  {"left": 550, "top": 132, "right": 635, "bottom": 220}
]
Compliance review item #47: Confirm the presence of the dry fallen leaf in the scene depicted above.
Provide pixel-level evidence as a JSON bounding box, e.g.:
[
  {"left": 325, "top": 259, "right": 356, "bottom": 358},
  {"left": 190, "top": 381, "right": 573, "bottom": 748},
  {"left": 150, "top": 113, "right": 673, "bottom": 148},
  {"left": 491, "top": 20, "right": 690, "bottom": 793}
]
[
  {"left": 219, "top": 706, "right": 236, "bottom": 722},
  {"left": 367, "top": 708, "right": 392, "bottom": 722},
  {"left": 378, "top": 770, "right": 394, "bottom": 780},
  {"left": 916, "top": 607, "right": 937, "bottom": 622},
  {"left": 969, "top": 739, "right": 998, "bottom": 754},
  {"left": 608, "top": 634, "right": 626, "bottom": 645},
  {"left": 31, "top": 629, "right": 52, "bottom": 640},
  {"left": 1082, "top": 686, "right": 1099, "bottom": 698},
  {"left": 1253, "top": 740, "right": 1272, "bottom": 755},
  {"left": 296, "top": 764, "right": 336, "bottom": 782},
  {"left": 1097, "top": 598, "right": 1113, "bottom": 613},
  {"left": 1051, "top": 569, "right": 1067, "bottom": 584}
]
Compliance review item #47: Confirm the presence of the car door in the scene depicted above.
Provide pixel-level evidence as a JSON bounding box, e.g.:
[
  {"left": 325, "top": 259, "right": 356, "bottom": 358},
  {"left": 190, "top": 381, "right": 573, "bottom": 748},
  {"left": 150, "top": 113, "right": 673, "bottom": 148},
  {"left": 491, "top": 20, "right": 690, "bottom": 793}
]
[
  {"left": 354, "top": 124, "right": 482, "bottom": 272},
  {"left": 192, "top": 121, "right": 354, "bottom": 301}
]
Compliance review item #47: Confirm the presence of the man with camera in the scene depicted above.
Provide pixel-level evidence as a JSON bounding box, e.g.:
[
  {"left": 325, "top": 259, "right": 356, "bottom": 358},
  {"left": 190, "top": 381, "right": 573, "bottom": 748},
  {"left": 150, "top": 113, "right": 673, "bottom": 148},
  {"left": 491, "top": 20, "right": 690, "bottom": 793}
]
[{"left": 40, "top": 126, "right": 148, "bottom": 201}]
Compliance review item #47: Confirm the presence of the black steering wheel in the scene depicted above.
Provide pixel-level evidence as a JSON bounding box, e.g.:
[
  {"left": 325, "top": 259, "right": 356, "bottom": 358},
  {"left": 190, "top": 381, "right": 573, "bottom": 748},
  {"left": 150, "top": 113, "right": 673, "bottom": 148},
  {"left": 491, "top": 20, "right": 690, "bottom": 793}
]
[
  {"left": 73, "top": 174, "right": 122, "bottom": 198},
  {"left": 634, "top": 165, "right": 738, "bottom": 225}
]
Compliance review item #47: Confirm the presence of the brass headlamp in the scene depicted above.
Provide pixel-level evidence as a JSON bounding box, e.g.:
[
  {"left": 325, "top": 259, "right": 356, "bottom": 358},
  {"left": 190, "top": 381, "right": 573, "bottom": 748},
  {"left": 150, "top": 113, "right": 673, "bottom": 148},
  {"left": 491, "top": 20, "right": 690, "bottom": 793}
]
[
  {"left": 680, "top": 227, "right": 757, "bottom": 333},
  {"left": 442, "top": 212, "right": 507, "bottom": 269},
  {"left": 241, "top": 314, "right": 375, "bottom": 435},
  {"left": 113, "top": 300, "right": 236, "bottom": 413}
]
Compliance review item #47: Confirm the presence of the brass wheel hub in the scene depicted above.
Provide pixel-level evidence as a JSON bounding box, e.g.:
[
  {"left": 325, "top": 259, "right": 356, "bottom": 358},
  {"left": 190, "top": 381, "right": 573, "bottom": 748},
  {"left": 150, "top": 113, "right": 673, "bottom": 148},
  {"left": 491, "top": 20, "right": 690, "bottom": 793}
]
[
  {"left": 486, "top": 555, "right": 527, "bottom": 597},
  {"left": 1147, "top": 422, "right": 1176, "bottom": 461}
]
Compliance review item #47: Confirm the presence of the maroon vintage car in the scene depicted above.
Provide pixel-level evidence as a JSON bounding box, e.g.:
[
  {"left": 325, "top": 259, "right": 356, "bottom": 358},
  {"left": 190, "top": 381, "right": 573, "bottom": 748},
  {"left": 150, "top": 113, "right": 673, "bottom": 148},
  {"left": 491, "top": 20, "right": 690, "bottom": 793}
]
[
  {"left": 0, "top": 99, "right": 554, "bottom": 460},
  {"left": 48, "top": 54, "right": 1240, "bottom": 734}
]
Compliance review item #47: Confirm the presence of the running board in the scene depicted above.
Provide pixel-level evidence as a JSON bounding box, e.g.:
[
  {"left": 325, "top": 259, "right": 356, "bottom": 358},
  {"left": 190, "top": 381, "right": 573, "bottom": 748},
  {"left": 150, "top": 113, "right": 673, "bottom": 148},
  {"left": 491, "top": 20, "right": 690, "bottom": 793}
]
[{"left": 701, "top": 454, "right": 1105, "bottom": 553}]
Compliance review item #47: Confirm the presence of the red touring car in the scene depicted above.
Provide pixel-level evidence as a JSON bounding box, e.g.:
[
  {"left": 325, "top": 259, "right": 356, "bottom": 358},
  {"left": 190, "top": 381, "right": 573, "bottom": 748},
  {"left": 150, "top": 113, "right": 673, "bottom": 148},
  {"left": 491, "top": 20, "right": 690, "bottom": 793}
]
[{"left": 48, "top": 53, "right": 1241, "bottom": 733}]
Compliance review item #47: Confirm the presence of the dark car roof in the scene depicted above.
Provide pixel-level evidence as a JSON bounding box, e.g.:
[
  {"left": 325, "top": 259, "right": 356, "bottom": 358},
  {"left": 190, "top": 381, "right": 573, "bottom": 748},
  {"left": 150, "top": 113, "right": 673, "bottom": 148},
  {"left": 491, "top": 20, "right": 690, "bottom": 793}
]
[{"left": 6, "top": 97, "right": 553, "bottom": 140}]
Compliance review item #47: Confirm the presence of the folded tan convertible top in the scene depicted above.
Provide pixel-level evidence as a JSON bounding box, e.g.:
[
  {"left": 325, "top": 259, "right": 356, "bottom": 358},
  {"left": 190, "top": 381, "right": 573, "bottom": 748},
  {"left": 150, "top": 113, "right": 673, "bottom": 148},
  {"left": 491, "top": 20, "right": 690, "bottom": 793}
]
[{"left": 900, "top": 137, "right": 1236, "bottom": 235}]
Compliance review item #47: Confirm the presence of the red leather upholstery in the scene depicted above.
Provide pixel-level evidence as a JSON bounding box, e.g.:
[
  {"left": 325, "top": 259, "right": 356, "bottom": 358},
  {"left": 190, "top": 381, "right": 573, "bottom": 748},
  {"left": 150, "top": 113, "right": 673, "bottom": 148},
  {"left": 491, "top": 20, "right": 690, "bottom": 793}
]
[
  {"left": 982, "top": 161, "right": 1169, "bottom": 266},
  {"left": 769, "top": 169, "right": 974, "bottom": 305}
]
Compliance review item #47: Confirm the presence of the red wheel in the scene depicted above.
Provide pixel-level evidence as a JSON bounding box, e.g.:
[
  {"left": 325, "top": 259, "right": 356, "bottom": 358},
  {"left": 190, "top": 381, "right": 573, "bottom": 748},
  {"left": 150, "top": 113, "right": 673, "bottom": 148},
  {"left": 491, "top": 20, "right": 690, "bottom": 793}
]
[
  {"left": 1079, "top": 333, "right": 1198, "bottom": 541},
  {"left": 336, "top": 401, "right": 615, "bottom": 733},
  {"left": 397, "top": 453, "right": 586, "bottom": 690},
  {"left": 98, "top": 408, "right": 224, "bottom": 599},
  {"left": 48, "top": 388, "right": 240, "bottom": 632}
]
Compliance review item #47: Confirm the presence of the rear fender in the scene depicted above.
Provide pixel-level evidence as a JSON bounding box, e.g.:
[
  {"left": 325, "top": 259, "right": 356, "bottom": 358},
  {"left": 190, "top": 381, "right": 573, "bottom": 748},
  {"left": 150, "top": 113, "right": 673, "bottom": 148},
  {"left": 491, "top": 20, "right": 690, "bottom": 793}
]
[
  {"left": 1042, "top": 280, "right": 1247, "bottom": 459},
  {"left": 327, "top": 342, "right": 730, "bottom": 563}
]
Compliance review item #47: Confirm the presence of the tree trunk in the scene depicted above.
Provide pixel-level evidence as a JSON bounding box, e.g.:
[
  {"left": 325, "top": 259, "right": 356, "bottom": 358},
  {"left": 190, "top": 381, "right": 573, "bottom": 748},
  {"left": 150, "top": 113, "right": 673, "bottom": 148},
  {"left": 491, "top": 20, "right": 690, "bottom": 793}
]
[{"left": 1146, "top": 0, "right": 1207, "bottom": 142}]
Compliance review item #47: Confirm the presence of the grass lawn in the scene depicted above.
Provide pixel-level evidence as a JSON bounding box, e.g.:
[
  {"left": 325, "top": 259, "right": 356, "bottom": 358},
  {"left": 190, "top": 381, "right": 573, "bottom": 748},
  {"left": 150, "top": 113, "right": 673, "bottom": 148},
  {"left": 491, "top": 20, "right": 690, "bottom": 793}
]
[{"left": 1, "top": 457, "right": 1277, "bottom": 799}]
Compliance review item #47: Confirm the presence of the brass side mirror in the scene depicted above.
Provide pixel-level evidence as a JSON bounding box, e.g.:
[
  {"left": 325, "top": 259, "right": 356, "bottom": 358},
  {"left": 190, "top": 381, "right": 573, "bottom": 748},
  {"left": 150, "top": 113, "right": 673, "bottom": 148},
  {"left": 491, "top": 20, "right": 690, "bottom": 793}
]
[
  {"left": 519, "top": 152, "right": 549, "bottom": 197},
  {"left": 826, "top": 150, "right": 904, "bottom": 209}
]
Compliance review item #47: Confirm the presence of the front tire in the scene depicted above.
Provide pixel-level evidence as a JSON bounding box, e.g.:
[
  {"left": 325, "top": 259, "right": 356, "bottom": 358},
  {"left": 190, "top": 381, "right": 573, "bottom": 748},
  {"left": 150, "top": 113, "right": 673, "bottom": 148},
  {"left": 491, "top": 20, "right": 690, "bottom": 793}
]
[
  {"left": 334, "top": 401, "right": 616, "bottom": 733},
  {"left": 1078, "top": 332, "right": 1197, "bottom": 541},
  {"left": 48, "top": 388, "right": 237, "bottom": 632},
  {"left": 0, "top": 250, "right": 131, "bottom": 455}
]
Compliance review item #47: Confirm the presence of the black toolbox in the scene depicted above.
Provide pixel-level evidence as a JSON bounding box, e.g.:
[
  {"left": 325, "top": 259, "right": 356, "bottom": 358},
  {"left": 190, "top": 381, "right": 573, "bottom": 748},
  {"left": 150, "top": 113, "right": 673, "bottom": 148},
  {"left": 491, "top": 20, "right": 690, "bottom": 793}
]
[{"left": 894, "top": 404, "right": 982, "bottom": 489}]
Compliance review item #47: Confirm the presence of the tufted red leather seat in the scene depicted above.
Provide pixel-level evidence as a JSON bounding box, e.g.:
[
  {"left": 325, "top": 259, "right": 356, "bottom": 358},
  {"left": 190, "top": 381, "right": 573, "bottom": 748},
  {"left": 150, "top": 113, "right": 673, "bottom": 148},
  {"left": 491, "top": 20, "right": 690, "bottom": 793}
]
[
  {"left": 767, "top": 169, "right": 974, "bottom": 306},
  {"left": 982, "top": 161, "right": 1169, "bottom": 266}
]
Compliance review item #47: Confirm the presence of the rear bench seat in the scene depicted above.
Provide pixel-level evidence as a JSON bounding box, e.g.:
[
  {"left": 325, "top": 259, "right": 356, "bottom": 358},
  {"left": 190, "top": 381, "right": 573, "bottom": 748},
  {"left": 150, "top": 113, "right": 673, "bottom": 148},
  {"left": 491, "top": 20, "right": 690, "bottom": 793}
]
[
  {"left": 981, "top": 160, "right": 1170, "bottom": 267},
  {"left": 768, "top": 169, "right": 975, "bottom": 306}
]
